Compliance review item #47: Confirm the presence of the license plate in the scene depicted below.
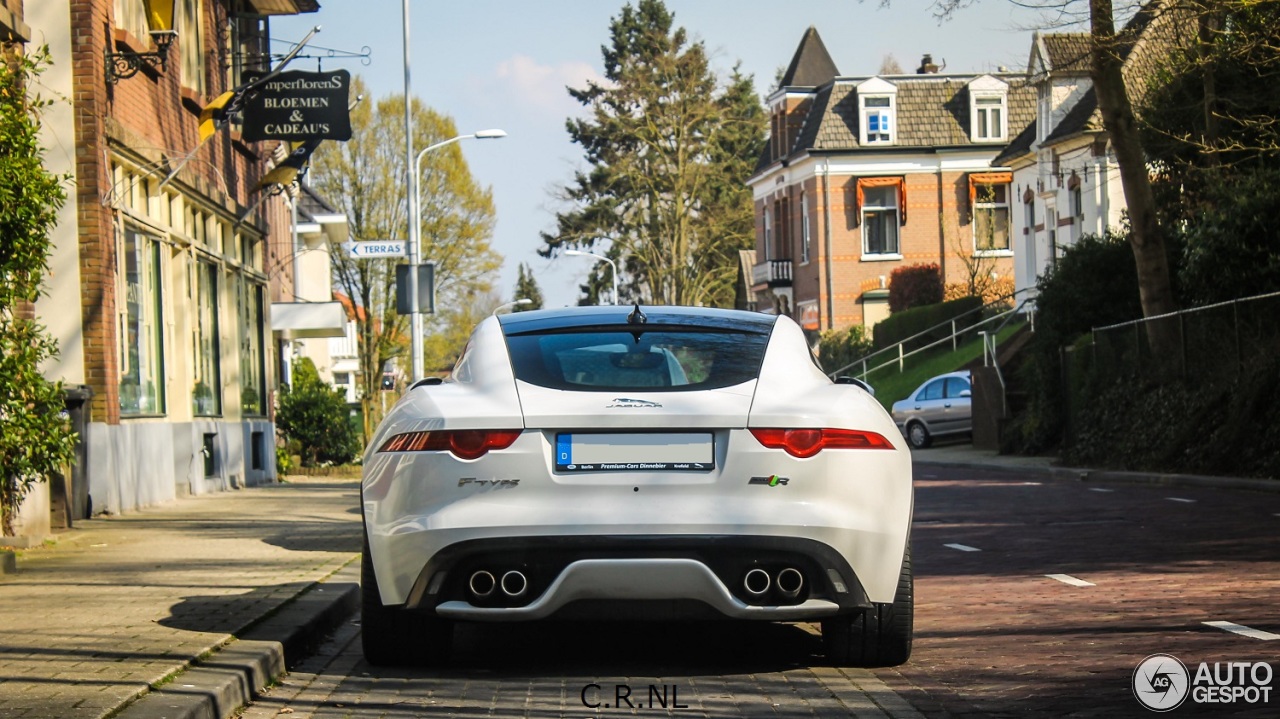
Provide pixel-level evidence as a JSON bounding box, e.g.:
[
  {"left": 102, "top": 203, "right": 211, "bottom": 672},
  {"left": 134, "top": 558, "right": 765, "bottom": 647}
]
[{"left": 555, "top": 433, "right": 714, "bottom": 472}]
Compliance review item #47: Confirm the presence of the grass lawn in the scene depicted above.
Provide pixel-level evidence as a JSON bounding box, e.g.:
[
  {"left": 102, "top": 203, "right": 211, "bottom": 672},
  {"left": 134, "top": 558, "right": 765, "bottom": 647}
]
[{"left": 855, "top": 321, "right": 1027, "bottom": 411}]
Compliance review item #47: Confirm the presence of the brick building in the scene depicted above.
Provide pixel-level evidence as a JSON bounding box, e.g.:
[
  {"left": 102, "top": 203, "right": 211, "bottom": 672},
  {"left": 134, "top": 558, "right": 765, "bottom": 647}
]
[
  {"left": 16, "top": 0, "right": 318, "bottom": 517},
  {"left": 746, "top": 28, "right": 1035, "bottom": 338}
]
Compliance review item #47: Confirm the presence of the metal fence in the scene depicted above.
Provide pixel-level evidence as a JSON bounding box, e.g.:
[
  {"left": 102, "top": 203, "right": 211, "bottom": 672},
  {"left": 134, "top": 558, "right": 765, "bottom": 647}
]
[{"left": 1088, "top": 291, "right": 1280, "bottom": 383}]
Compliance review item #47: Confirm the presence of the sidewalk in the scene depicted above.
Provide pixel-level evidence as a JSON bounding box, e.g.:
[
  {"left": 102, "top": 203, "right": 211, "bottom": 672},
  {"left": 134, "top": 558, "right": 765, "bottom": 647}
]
[
  {"left": 0, "top": 478, "right": 362, "bottom": 719},
  {"left": 912, "top": 441, "right": 1280, "bottom": 493}
]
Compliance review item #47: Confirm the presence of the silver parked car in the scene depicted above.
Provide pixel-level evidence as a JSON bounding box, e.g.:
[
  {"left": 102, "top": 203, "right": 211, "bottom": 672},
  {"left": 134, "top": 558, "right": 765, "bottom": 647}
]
[{"left": 890, "top": 370, "right": 972, "bottom": 449}]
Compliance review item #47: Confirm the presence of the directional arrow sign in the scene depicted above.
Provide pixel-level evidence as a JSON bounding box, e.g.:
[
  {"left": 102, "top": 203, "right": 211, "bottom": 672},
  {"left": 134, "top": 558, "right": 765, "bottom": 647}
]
[{"left": 343, "top": 240, "right": 406, "bottom": 259}]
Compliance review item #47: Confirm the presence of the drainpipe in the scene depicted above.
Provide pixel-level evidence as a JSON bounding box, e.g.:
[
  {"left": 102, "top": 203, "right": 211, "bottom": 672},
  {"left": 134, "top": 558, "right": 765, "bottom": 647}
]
[{"left": 822, "top": 157, "right": 834, "bottom": 329}]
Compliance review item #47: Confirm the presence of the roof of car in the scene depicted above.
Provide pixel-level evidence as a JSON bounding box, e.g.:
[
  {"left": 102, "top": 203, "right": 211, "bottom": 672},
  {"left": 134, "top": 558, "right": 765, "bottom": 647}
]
[{"left": 497, "top": 305, "right": 779, "bottom": 334}]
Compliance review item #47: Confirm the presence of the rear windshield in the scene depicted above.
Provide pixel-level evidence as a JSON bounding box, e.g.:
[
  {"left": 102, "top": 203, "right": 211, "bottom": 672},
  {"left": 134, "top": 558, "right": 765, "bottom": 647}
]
[{"left": 504, "top": 327, "right": 770, "bottom": 391}]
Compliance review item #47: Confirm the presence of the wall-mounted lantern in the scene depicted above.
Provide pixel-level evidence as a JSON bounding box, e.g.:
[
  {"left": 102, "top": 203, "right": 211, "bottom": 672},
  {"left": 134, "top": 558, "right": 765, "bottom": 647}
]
[{"left": 105, "top": 0, "right": 179, "bottom": 84}]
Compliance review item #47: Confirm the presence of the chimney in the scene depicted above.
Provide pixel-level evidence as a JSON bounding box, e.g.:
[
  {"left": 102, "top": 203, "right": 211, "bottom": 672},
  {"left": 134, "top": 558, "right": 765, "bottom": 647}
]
[{"left": 917, "top": 53, "right": 940, "bottom": 74}]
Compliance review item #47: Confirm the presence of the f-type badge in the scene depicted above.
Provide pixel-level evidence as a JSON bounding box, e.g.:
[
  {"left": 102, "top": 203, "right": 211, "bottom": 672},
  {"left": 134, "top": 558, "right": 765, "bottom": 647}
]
[
  {"left": 749, "top": 475, "right": 790, "bottom": 487},
  {"left": 606, "top": 398, "right": 662, "bottom": 408},
  {"left": 458, "top": 478, "right": 520, "bottom": 488}
]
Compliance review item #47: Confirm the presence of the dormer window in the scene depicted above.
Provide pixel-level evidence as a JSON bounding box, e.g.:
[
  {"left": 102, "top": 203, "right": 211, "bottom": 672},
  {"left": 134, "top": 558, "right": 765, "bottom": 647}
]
[
  {"left": 968, "top": 75, "right": 1009, "bottom": 143},
  {"left": 857, "top": 77, "right": 898, "bottom": 146},
  {"left": 973, "top": 95, "right": 1006, "bottom": 140},
  {"left": 864, "top": 97, "right": 893, "bottom": 143}
]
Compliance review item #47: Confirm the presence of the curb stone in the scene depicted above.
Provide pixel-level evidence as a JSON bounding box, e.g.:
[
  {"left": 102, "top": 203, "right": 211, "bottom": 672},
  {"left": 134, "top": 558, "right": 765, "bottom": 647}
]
[
  {"left": 113, "top": 561, "right": 360, "bottom": 719},
  {"left": 916, "top": 458, "right": 1280, "bottom": 494}
]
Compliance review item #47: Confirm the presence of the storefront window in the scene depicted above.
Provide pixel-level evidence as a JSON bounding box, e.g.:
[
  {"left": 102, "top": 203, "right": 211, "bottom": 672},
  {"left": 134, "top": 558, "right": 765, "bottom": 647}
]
[
  {"left": 120, "top": 229, "right": 165, "bottom": 415},
  {"left": 193, "top": 260, "right": 221, "bottom": 415},
  {"left": 238, "top": 276, "right": 265, "bottom": 415}
]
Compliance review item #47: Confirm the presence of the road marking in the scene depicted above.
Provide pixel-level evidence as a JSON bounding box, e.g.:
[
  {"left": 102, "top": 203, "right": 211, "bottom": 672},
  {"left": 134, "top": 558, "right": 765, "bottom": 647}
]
[
  {"left": 1020, "top": 481, "right": 1042, "bottom": 486},
  {"left": 1204, "top": 621, "right": 1280, "bottom": 641},
  {"left": 944, "top": 543, "right": 981, "bottom": 552},
  {"left": 1089, "top": 487, "right": 1115, "bottom": 493},
  {"left": 1167, "top": 497, "right": 1197, "bottom": 503},
  {"left": 1046, "top": 573, "right": 1095, "bottom": 587}
]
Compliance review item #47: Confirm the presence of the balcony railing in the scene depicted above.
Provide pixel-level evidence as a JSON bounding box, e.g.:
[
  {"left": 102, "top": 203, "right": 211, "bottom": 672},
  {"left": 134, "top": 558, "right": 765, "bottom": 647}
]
[{"left": 751, "top": 258, "right": 793, "bottom": 288}]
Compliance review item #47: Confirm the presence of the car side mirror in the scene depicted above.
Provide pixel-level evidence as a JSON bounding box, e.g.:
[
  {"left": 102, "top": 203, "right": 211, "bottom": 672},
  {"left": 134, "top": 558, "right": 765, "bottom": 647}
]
[
  {"left": 959, "top": 389, "right": 971, "bottom": 397},
  {"left": 835, "top": 376, "right": 875, "bottom": 396}
]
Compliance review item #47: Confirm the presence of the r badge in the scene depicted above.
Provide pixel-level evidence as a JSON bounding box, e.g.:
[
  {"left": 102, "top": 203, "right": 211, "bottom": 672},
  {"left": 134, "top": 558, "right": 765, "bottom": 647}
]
[{"left": 748, "top": 475, "right": 790, "bottom": 487}]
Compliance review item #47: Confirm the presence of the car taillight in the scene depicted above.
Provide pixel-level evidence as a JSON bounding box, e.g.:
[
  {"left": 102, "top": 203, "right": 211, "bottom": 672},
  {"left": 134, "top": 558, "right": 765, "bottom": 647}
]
[
  {"left": 749, "top": 428, "right": 894, "bottom": 458},
  {"left": 378, "top": 430, "right": 522, "bottom": 460}
]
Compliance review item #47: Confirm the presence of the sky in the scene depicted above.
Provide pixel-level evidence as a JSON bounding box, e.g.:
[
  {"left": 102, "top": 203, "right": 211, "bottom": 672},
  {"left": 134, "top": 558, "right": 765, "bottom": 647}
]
[{"left": 272, "top": 0, "right": 1073, "bottom": 308}]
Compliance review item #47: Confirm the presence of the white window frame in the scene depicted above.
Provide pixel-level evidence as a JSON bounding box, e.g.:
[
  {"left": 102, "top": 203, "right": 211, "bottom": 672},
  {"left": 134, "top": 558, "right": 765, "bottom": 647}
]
[
  {"left": 857, "top": 77, "right": 898, "bottom": 146},
  {"left": 972, "top": 94, "right": 1007, "bottom": 142},
  {"left": 861, "top": 185, "right": 901, "bottom": 258},
  {"left": 972, "top": 182, "right": 1012, "bottom": 255},
  {"left": 762, "top": 206, "right": 772, "bottom": 261},
  {"left": 800, "top": 192, "right": 811, "bottom": 264},
  {"left": 968, "top": 76, "right": 1009, "bottom": 143}
]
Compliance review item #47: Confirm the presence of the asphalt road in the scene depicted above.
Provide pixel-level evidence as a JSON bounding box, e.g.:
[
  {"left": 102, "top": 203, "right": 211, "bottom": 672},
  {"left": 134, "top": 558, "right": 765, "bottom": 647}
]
[{"left": 238, "top": 464, "right": 1280, "bottom": 718}]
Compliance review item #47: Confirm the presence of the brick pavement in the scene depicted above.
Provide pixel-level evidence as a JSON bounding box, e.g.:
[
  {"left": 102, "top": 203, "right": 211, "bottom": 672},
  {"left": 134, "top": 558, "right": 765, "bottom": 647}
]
[{"left": 0, "top": 479, "right": 362, "bottom": 719}]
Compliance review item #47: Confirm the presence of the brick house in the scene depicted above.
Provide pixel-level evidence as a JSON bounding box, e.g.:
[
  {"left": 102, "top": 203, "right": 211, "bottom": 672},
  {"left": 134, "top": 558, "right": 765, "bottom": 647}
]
[
  {"left": 745, "top": 27, "right": 1035, "bottom": 337},
  {"left": 17, "top": 0, "right": 319, "bottom": 517}
]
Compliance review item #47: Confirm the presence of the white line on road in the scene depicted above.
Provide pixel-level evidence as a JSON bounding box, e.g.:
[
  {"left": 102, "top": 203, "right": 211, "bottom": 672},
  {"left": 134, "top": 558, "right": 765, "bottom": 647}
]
[
  {"left": 944, "top": 543, "right": 981, "bottom": 552},
  {"left": 1046, "top": 573, "right": 1096, "bottom": 587},
  {"left": 1204, "top": 621, "right": 1280, "bottom": 641},
  {"left": 1020, "top": 482, "right": 1042, "bottom": 486},
  {"left": 1167, "top": 497, "right": 1197, "bottom": 503},
  {"left": 1089, "top": 487, "right": 1115, "bottom": 493}
]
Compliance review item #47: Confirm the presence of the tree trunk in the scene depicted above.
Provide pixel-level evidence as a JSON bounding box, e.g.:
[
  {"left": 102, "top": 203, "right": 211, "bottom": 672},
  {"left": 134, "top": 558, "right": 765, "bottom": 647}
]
[{"left": 1089, "top": 0, "right": 1180, "bottom": 364}]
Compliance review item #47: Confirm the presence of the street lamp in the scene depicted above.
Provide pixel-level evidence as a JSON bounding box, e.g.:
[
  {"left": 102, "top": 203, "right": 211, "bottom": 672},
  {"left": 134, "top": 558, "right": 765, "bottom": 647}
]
[
  {"left": 492, "top": 298, "right": 533, "bottom": 315},
  {"left": 564, "top": 249, "right": 618, "bottom": 306},
  {"left": 404, "top": 129, "right": 506, "bottom": 382},
  {"left": 105, "top": 0, "right": 179, "bottom": 83}
]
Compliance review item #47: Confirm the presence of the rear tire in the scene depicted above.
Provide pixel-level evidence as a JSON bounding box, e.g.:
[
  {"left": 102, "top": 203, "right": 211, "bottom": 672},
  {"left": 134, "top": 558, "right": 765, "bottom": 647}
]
[
  {"left": 906, "top": 421, "right": 931, "bottom": 450},
  {"left": 823, "top": 542, "right": 913, "bottom": 667},
  {"left": 361, "top": 536, "right": 453, "bottom": 666}
]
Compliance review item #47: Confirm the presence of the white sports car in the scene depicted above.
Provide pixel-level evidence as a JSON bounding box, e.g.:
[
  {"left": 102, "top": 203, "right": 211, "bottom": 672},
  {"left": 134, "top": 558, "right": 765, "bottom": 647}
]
[{"left": 360, "top": 305, "right": 913, "bottom": 666}]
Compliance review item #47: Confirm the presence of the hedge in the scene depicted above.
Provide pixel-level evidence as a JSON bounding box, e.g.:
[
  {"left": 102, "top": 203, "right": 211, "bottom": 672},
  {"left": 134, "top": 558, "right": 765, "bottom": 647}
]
[{"left": 872, "top": 296, "right": 984, "bottom": 352}]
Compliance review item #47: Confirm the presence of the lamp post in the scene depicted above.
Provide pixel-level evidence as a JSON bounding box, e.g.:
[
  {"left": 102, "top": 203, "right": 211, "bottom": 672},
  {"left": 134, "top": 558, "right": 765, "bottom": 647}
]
[
  {"left": 492, "top": 298, "right": 533, "bottom": 315},
  {"left": 404, "top": 129, "right": 506, "bottom": 381},
  {"left": 564, "top": 249, "right": 618, "bottom": 306}
]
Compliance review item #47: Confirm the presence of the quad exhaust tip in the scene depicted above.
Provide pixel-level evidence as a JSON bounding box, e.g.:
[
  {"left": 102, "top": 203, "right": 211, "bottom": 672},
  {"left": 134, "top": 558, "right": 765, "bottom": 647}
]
[
  {"left": 743, "top": 568, "right": 771, "bottom": 596},
  {"left": 468, "top": 570, "right": 496, "bottom": 598},
  {"left": 776, "top": 567, "right": 804, "bottom": 597},
  {"left": 501, "top": 570, "right": 528, "bottom": 597}
]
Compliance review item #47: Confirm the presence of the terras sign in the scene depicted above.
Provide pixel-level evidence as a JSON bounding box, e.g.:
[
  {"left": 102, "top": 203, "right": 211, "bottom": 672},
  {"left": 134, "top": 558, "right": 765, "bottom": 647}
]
[{"left": 241, "top": 70, "right": 352, "bottom": 142}]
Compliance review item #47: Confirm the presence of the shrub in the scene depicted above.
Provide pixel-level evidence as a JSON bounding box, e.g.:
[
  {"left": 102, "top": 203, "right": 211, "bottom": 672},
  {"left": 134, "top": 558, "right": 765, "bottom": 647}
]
[
  {"left": 944, "top": 275, "right": 1016, "bottom": 306},
  {"left": 0, "top": 48, "right": 76, "bottom": 536},
  {"left": 1004, "top": 231, "right": 1143, "bottom": 453},
  {"left": 888, "top": 263, "right": 943, "bottom": 313},
  {"left": 872, "top": 296, "right": 983, "bottom": 352},
  {"left": 276, "top": 358, "right": 361, "bottom": 467},
  {"left": 818, "top": 324, "right": 874, "bottom": 376}
]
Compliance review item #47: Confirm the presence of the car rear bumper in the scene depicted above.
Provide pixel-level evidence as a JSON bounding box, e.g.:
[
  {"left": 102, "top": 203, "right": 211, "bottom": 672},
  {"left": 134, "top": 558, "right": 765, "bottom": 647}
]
[{"left": 386, "top": 533, "right": 877, "bottom": 621}]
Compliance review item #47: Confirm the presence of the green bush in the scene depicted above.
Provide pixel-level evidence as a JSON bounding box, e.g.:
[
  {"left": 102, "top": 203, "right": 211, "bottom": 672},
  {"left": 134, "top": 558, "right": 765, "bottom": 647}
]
[
  {"left": 872, "top": 296, "right": 983, "bottom": 352},
  {"left": 818, "top": 324, "right": 874, "bottom": 376},
  {"left": 276, "top": 358, "right": 361, "bottom": 467},
  {"left": 0, "top": 47, "right": 77, "bottom": 536},
  {"left": 888, "top": 263, "right": 943, "bottom": 313},
  {"left": 1003, "top": 231, "right": 1143, "bottom": 454},
  {"left": 1064, "top": 355, "right": 1280, "bottom": 479}
]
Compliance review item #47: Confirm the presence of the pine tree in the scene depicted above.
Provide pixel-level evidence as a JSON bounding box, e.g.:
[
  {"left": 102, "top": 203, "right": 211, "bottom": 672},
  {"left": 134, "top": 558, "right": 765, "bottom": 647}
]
[
  {"left": 540, "top": 0, "right": 766, "bottom": 307},
  {"left": 513, "top": 263, "right": 544, "bottom": 311}
]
